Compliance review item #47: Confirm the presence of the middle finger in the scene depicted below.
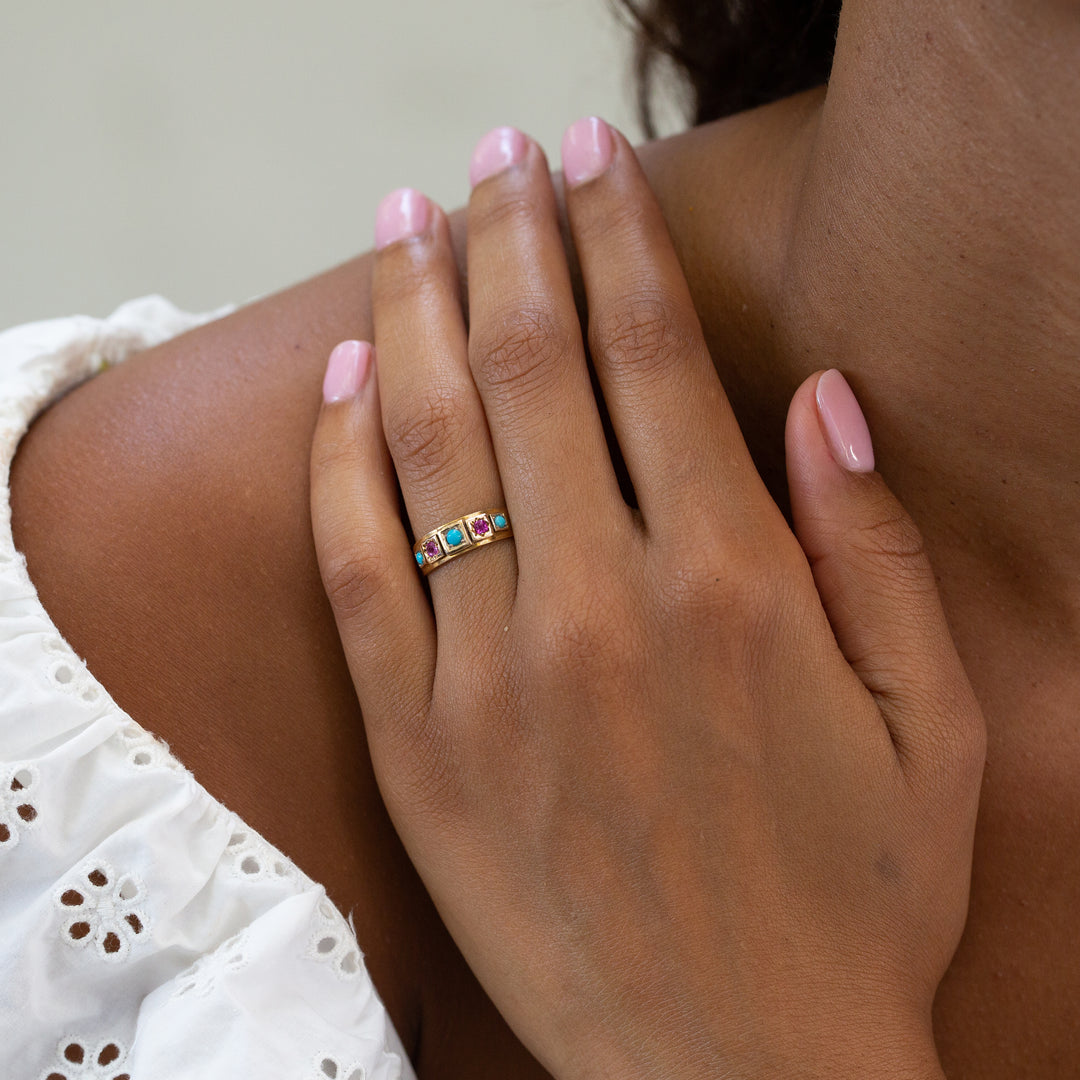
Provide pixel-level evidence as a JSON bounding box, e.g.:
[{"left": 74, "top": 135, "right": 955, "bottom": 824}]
[{"left": 466, "top": 128, "right": 627, "bottom": 570}]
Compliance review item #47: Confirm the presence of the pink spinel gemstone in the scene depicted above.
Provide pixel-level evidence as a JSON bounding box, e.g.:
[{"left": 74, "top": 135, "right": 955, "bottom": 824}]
[
  {"left": 471, "top": 517, "right": 490, "bottom": 537},
  {"left": 422, "top": 539, "right": 440, "bottom": 560}
]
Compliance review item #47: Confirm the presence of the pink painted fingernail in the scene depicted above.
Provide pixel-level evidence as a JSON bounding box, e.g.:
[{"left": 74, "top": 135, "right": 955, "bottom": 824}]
[
  {"left": 815, "top": 369, "right": 875, "bottom": 473},
  {"left": 323, "top": 340, "right": 373, "bottom": 403},
  {"left": 561, "top": 116, "right": 614, "bottom": 188},
  {"left": 375, "top": 188, "right": 432, "bottom": 251},
  {"left": 469, "top": 126, "right": 527, "bottom": 187}
]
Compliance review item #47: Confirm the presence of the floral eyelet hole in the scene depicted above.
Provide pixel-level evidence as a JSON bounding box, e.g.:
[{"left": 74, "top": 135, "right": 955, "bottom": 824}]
[
  {"left": 45, "top": 1037, "right": 130, "bottom": 1080},
  {"left": 1, "top": 765, "right": 41, "bottom": 850},
  {"left": 114, "top": 720, "right": 182, "bottom": 771},
  {"left": 97, "top": 1043, "right": 121, "bottom": 1066},
  {"left": 307, "top": 895, "right": 366, "bottom": 982},
  {"left": 315, "top": 1057, "right": 366, "bottom": 1080},
  {"left": 172, "top": 928, "right": 250, "bottom": 999},
  {"left": 221, "top": 823, "right": 297, "bottom": 884},
  {"left": 56, "top": 862, "right": 148, "bottom": 962}
]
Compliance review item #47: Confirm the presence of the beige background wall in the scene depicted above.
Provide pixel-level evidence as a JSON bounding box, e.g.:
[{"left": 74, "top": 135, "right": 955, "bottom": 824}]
[{"left": 0, "top": 0, "right": 681, "bottom": 330}]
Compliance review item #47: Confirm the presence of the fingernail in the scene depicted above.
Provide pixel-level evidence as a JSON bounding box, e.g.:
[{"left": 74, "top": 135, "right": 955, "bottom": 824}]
[
  {"left": 375, "top": 187, "right": 432, "bottom": 251},
  {"left": 323, "top": 340, "right": 373, "bottom": 403},
  {"left": 469, "top": 126, "right": 527, "bottom": 187},
  {"left": 815, "top": 369, "right": 875, "bottom": 473},
  {"left": 561, "top": 116, "right": 614, "bottom": 188}
]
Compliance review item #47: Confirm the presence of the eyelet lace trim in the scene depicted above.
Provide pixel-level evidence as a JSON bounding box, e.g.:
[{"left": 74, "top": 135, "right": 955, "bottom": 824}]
[
  {"left": 222, "top": 826, "right": 298, "bottom": 883},
  {"left": 171, "top": 929, "right": 249, "bottom": 999},
  {"left": 382, "top": 1036, "right": 404, "bottom": 1077},
  {"left": 306, "top": 897, "right": 364, "bottom": 980},
  {"left": 0, "top": 764, "right": 40, "bottom": 850},
  {"left": 310, "top": 1054, "right": 367, "bottom": 1080},
  {"left": 55, "top": 862, "right": 148, "bottom": 962},
  {"left": 40, "top": 1037, "right": 130, "bottom": 1080},
  {"left": 111, "top": 720, "right": 182, "bottom": 772},
  {"left": 41, "top": 636, "right": 103, "bottom": 708}
]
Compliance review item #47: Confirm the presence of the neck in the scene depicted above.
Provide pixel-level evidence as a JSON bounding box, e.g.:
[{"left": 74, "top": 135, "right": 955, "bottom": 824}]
[
  {"left": 642, "top": 4, "right": 1080, "bottom": 656},
  {"left": 821, "top": 0, "right": 1080, "bottom": 633}
]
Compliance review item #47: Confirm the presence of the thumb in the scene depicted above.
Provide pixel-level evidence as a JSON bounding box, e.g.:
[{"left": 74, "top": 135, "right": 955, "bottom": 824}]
[{"left": 785, "top": 369, "right": 984, "bottom": 779}]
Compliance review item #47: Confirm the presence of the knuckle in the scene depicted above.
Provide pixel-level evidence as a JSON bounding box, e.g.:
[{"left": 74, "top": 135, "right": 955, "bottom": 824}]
[
  {"left": 383, "top": 383, "right": 473, "bottom": 485},
  {"left": 912, "top": 689, "right": 988, "bottom": 802},
  {"left": 471, "top": 306, "right": 576, "bottom": 396},
  {"left": 534, "top": 588, "right": 637, "bottom": 684},
  {"left": 470, "top": 187, "right": 544, "bottom": 241},
  {"left": 654, "top": 554, "right": 734, "bottom": 624},
  {"left": 384, "top": 709, "right": 468, "bottom": 820},
  {"left": 319, "top": 546, "right": 396, "bottom": 625},
  {"left": 590, "top": 292, "right": 696, "bottom": 381},
  {"left": 658, "top": 540, "right": 789, "bottom": 619},
  {"left": 654, "top": 543, "right": 802, "bottom": 659},
  {"left": 311, "top": 428, "right": 358, "bottom": 478},
  {"left": 849, "top": 499, "right": 930, "bottom": 576},
  {"left": 954, "top": 709, "right": 989, "bottom": 783},
  {"left": 585, "top": 194, "right": 649, "bottom": 241},
  {"left": 932, "top": 682, "right": 988, "bottom": 778},
  {"left": 374, "top": 245, "right": 442, "bottom": 314}
]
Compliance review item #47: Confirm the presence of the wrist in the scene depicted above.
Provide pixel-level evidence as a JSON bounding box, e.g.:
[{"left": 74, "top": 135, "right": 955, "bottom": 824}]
[
  {"left": 780, "top": 1026, "right": 945, "bottom": 1080},
  {"left": 565, "top": 1029, "right": 946, "bottom": 1080},
  {"left": 735, "top": 1017, "right": 946, "bottom": 1080}
]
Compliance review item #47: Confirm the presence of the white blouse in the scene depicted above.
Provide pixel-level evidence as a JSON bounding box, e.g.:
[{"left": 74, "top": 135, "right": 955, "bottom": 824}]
[{"left": 0, "top": 296, "right": 416, "bottom": 1080}]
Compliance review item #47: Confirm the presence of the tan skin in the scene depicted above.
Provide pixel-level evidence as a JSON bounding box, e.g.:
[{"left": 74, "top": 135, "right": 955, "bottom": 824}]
[{"left": 9, "top": 0, "right": 1080, "bottom": 1075}]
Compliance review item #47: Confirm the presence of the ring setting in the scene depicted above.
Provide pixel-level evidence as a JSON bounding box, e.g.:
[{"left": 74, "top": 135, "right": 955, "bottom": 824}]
[{"left": 413, "top": 508, "right": 512, "bottom": 575}]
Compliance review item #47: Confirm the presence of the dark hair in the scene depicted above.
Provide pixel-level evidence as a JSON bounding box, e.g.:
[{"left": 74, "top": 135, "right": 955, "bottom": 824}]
[{"left": 614, "top": 0, "right": 842, "bottom": 137}]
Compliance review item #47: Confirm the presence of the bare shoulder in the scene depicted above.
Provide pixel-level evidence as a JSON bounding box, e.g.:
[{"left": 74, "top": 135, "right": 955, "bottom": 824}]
[{"left": 9, "top": 254, "right": 376, "bottom": 832}]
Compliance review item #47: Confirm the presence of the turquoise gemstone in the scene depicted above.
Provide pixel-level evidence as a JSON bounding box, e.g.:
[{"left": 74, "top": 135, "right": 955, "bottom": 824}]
[
  {"left": 493, "top": 514, "right": 507, "bottom": 529},
  {"left": 415, "top": 552, "right": 424, "bottom": 567},
  {"left": 446, "top": 527, "right": 464, "bottom": 547}
]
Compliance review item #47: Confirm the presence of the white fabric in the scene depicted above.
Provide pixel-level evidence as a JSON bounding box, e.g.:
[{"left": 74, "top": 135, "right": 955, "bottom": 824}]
[{"left": 0, "top": 296, "right": 417, "bottom": 1080}]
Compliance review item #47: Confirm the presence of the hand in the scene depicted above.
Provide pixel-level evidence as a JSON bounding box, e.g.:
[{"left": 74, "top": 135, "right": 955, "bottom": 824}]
[{"left": 308, "top": 120, "right": 985, "bottom": 1080}]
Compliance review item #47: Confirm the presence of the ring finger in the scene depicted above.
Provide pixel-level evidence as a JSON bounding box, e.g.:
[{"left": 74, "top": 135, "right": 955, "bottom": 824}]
[{"left": 372, "top": 187, "right": 516, "bottom": 631}]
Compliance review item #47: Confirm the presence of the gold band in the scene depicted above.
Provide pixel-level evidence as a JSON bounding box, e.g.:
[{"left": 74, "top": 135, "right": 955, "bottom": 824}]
[{"left": 413, "top": 508, "right": 513, "bottom": 576}]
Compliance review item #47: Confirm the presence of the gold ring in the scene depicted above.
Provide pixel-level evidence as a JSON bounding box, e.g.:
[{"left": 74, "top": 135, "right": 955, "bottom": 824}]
[{"left": 413, "top": 509, "right": 513, "bottom": 576}]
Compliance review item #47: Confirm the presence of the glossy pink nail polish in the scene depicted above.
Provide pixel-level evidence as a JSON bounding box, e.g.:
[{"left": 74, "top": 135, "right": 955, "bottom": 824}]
[
  {"left": 561, "top": 116, "right": 614, "bottom": 188},
  {"left": 469, "top": 126, "right": 527, "bottom": 187},
  {"left": 323, "top": 340, "right": 373, "bottom": 403},
  {"left": 375, "top": 188, "right": 431, "bottom": 251},
  {"left": 815, "top": 369, "right": 875, "bottom": 473}
]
